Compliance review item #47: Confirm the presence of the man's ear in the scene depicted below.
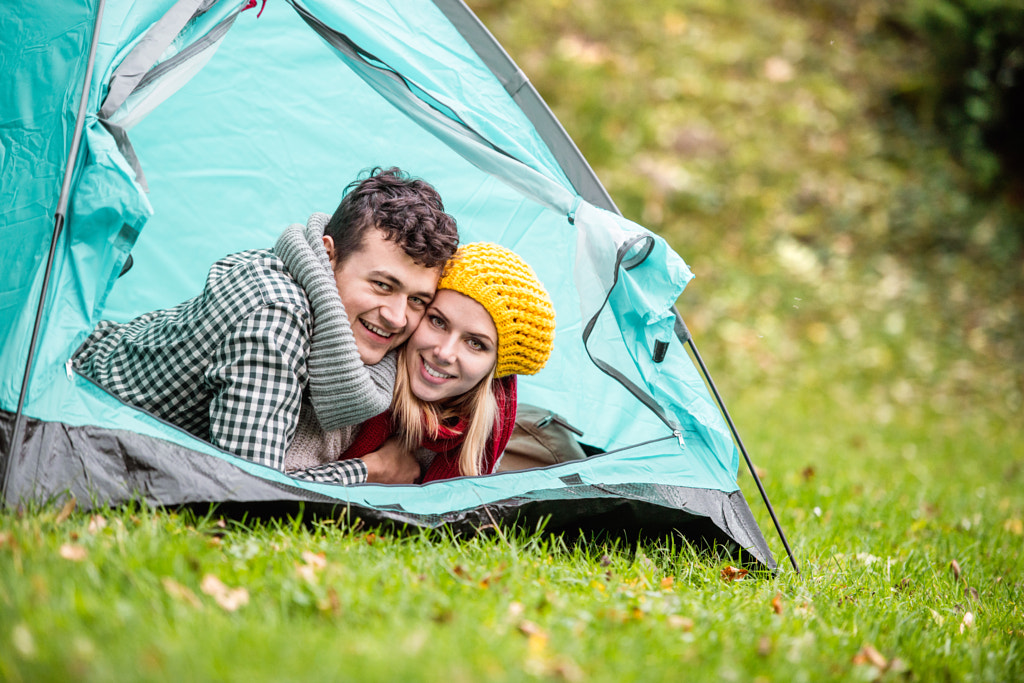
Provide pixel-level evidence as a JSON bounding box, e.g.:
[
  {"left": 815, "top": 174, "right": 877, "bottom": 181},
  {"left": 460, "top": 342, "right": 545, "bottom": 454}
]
[{"left": 322, "top": 235, "right": 337, "bottom": 266}]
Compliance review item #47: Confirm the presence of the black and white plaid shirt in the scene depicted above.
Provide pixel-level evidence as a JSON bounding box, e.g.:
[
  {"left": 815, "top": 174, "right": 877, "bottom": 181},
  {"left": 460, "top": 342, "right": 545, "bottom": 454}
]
[{"left": 75, "top": 249, "right": 367, "bottom": 485}]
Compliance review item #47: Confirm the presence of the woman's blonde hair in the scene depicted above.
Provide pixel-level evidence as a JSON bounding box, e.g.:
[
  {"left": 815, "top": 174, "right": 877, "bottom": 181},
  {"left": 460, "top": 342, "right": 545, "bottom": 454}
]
[{"left": 391, "top": 347, "right": 497, "bottom": 477}]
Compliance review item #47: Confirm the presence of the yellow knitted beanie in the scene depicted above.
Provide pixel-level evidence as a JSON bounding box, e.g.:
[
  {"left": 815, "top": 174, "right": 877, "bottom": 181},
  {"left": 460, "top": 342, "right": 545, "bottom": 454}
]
[{"left": 437, "top": 242, "right": 556, "bottom": 378}]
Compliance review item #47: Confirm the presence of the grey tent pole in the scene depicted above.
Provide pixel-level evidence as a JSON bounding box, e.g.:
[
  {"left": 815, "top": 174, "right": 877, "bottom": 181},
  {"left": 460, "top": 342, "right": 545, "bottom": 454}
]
[
  {"left": 676, "top": 310, "right": 800, "bottom": 574},
  {"left": 2, "top": 0, "right": 107, "bottom": 503}
]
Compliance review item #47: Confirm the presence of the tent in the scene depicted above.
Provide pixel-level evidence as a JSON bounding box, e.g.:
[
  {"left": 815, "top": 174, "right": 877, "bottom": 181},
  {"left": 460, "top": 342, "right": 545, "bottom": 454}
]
[{"left": 0, "top": 0, "right": 793, "bottom": 571}]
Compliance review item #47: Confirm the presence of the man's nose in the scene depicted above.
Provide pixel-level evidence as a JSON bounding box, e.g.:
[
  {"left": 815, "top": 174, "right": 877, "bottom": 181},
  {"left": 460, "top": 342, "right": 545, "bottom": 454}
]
[{"left": 379, "top": 297, "right": 407, "bottom": 330}]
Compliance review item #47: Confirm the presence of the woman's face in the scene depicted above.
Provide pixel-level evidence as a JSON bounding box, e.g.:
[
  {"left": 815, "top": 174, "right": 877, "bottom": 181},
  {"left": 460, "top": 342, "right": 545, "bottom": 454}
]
[{"left": 405, "top": 289, "right": 498, "bottom": 403}]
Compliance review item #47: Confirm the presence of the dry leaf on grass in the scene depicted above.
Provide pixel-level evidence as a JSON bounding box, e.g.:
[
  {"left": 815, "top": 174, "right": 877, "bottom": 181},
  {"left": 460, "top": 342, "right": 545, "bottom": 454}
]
[
  {"left": 162, "top": 577, "right": 203, "bottom": 609},
  {"left": 295, "top": 551, "right": 328, "bottom": 583},
  {"left": 87, "top": 516, "right": 107, "bottom": 534},
  {"left": 660, "top": 576, "right": 675, "bottom": 590},
  {"left": 59, "top": 544, "right": 87, "bottom": 562},
  {"left": 200, "top": 574, "right": 249, "bottom": 611},
  {"left": 771, "top": 593, "right": 784, "bottom": 615},
  {"left": 960, "top": 611, "right": 975, "bottom": 634},
  {"left": 951, "top": 559, "right": 962, "bottom": 582},
  {"left": 54, "top": 497, "right": 76, "bottom": 524},
  {"left": 721, "top": 565, "right": 749, "bottom": 582},
  {"left": 667, "top": 615, "right": 694, "bottom": 631},
  {"left": 853, "top": 644, "right": 887, "bottom": 670},
  {"left": 301, "top": 551, "right": 327, "bottom": 569}
]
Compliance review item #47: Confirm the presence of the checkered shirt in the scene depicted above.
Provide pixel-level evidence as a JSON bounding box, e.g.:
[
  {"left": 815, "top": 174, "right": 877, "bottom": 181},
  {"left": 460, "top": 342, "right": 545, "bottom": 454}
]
[{"left": 74, "top": 248, "right": 368, "bottom": 486}]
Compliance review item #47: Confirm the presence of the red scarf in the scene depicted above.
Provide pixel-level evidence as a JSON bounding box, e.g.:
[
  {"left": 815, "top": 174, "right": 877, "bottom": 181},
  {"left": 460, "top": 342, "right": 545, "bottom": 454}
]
[{"left": 339, "top": 375, "right": 517, "bottom": 482}]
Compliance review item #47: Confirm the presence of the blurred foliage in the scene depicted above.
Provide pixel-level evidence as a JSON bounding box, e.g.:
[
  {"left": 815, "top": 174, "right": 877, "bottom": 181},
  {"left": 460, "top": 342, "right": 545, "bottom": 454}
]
[
  {"left": 886, "top": 0, "right": 1024, "bottom": 195},
  {"left": 468, "top": 0, "right": 1022, "bottom": 437}
]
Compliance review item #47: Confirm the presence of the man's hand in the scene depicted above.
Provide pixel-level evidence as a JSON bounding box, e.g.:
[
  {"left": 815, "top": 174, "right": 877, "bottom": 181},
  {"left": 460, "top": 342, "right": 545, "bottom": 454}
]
[{"left": 361, "top": 436, "right": 422, "bottom": 484}]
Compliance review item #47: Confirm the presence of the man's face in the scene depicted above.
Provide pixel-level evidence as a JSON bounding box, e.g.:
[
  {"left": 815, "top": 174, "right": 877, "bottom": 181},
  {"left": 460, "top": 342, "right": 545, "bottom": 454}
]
[{"left": 325, "top": 229, "right": 441, "bottom": 365}]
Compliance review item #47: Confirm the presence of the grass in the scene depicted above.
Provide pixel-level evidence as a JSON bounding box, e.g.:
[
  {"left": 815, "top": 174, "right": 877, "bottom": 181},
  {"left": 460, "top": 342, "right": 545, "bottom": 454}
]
[{"left": 3, "top": 0, "right": 1024, "bottom": 680}]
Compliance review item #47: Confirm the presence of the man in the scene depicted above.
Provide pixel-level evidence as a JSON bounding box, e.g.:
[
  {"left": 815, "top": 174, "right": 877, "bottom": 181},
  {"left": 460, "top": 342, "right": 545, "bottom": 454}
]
[{"left": 74, "top": 167, "right": 457, "bottom": 485}]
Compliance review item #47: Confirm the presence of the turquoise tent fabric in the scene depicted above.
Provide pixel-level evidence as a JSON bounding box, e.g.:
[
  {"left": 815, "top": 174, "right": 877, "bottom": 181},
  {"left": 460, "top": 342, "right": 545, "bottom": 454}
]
[{"left": 0, "top": 0, "right": 775, "bottom": 568}]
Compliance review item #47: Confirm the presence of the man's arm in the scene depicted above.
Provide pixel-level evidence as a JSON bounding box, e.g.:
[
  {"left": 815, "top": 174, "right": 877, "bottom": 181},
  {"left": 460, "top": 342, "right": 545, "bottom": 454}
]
[
  {"left": 204, "top": 304, "right": 309, "bottom": 469},
  {"left": 288, "top": 438, "right": 421, "bottom": 485}
]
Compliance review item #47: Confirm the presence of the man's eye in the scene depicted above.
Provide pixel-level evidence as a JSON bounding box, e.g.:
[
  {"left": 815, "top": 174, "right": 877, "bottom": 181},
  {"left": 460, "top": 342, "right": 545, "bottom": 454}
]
[
  {"left": 374, "top": 281, "right": 392, "bottom": 292},
  {"left": 409, "top": 296, "right": 427, "bottom": 308}
]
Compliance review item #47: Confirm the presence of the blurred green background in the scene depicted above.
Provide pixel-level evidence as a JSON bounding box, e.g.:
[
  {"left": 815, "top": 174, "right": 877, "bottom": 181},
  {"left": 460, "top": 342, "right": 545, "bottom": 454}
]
[{"left": 467, "top": 0, "right": 1022, "bottom": 459}]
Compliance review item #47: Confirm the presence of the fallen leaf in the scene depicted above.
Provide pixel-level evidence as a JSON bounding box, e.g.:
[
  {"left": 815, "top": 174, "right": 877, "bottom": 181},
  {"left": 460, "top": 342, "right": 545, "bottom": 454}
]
[
  {"left": 295, "top": 563, "right": 318, "bottom": 584},
  {"left": 518, "top": 619, "right": 545, "bottom": 638},
  {"left": 55, "top": 497, "right": 76, "bottom": 524},
  {"left": 161, "top": 577, "right": 203, "bottom": 609},
  {"left": 12, "top": 623, "right": 36, "bottom": 659},
  {"left": 59, "top": 544, "right": 87, "bottom": 562},
  {"left": 721, "top": 565, "right": 749, "bottom": 582},
  {"left": 771, "top": 593, "right": 784, "bottom": 615},
  {"left": 200, "top": 574, "right": 249, "bottom": 611},
  {"left": 853, "top": 644, "right": 887, "bottom": 670},
  {"left": 301, "top": 550, "right": 327, "bottom": 568},
  {"left": 667, "top": 615, "right": 694, "bottom": 631},
  {"left": 951, "top": 559, "right": 962, "bottom": 582},
  {"left": 801, "top": 465, "right": 816, "bottom": 481},
  {"left": 87, "top": 516, "right": 107, "bottom": 534},
  {"left": 929, "top": 608, "right": 944, "bottom": 626},
  {"left": 960, "top": 611, "right": 974, "bottom": 634},
  {"left": 764, "top": 56, "right": 795, "bottom": 83},
  {"left": 965, "top": 586, "right": 979, "bottom": 602},
  {"left": 660, "top": 576, "right": 675, "bottom": 590},
  {"left": 317, "top": 587, "right": 341, "bottom": 616}
]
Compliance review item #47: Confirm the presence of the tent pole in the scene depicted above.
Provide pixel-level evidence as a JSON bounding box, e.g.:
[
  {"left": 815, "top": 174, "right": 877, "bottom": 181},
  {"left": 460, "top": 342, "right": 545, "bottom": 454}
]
[
  {"left": 678, "top": 314, "right": 800, "bottom": 573},
  {"left": 2, "top": 0, "right": 107, "bottom": 503}
]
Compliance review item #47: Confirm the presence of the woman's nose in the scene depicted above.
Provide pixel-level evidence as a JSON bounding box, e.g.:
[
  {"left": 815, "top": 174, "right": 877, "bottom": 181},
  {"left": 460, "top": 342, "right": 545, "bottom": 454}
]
[{"left": 434, "top": 336, "right": 457, "bottom": 364}]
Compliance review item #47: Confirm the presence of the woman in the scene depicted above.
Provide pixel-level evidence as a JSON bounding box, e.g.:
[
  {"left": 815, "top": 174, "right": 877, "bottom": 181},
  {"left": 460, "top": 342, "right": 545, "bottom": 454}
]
[{"left": 287, "top": 242, "right": 556, "bottom": 483}]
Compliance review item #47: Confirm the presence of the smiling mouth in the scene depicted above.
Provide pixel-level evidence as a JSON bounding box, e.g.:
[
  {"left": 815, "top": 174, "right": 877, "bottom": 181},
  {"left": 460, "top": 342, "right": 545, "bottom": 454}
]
[
  {"left": 361, "top": 319, "right": 394, "bottom": 339},
  {"left": 422, "top": 358, "right": 454, "bottom": 380}
]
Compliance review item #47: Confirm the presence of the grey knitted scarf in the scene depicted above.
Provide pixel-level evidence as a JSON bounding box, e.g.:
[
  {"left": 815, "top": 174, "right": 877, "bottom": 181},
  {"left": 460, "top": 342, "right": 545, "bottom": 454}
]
[{"left": 275, "top": 213, "right": 396, "bottom": 431}]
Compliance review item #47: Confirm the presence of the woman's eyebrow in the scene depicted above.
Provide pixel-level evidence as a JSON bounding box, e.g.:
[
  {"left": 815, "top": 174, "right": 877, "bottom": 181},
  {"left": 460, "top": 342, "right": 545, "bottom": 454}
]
[{"left": 466, "top": 330, "right": 496, "bottom": 346}]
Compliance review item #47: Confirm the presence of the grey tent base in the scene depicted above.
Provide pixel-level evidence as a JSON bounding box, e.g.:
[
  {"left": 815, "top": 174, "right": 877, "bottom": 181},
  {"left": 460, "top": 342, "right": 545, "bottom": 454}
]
[{"left": 0, "top": 409, "right": 776, "bottom": 570}]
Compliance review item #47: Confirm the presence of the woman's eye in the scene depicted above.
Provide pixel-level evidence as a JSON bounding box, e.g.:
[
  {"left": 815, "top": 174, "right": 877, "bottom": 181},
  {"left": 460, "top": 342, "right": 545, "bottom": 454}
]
[
  {"left": 467, "top": 338, "right": 484, "bottom": 351},
  {"left": 429, "top": 315, "right": 445, "bottom": 329}
]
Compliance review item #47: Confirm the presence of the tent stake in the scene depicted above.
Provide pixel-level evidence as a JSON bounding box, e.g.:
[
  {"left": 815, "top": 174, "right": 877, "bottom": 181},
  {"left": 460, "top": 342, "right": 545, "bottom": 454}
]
[
  {"left": 681, "top": 325, "right": 800, "bottom": 574},
  {"left": 2, "top": 0, "right": 107, "bottom": 503}
]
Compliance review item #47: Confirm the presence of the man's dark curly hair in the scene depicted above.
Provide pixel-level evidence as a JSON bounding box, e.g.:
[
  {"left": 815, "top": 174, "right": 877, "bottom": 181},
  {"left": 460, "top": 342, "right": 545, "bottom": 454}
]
[{"left": 325, "top": 167, "right": 458, "bottom": 269}]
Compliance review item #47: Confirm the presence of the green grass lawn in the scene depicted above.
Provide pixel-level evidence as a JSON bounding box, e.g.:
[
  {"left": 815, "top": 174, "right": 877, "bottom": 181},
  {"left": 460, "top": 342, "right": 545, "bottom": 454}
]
[{"left": 3, "top": 0, "right": 1023, "bottom": 680}]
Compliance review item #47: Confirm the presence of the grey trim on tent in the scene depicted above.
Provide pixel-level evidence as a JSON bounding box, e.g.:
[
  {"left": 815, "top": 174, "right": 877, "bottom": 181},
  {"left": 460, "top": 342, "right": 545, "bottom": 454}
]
[
  {"left": 99, "top": 0, "right": 211, "bottom": 119},
  {"left": 0, "top": 409, "right": 775, "bottom": 570},
  {"left": 582, "top": 233, "right": 683, "bottom": 438},
  {"left": 98, "top": 0, "right": 246, "bottom": 192},
  {"left": 432, "top": 0, "right": 619, "bottom": 214},
  {"left": 288, "top": 1, "right": 518, "bottom": 165}
]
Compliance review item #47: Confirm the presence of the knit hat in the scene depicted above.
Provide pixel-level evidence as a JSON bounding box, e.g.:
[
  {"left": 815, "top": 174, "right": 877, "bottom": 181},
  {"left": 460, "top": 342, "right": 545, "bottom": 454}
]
[{"left": 437, "top": 242, "right": 555, "bottom": 378}]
